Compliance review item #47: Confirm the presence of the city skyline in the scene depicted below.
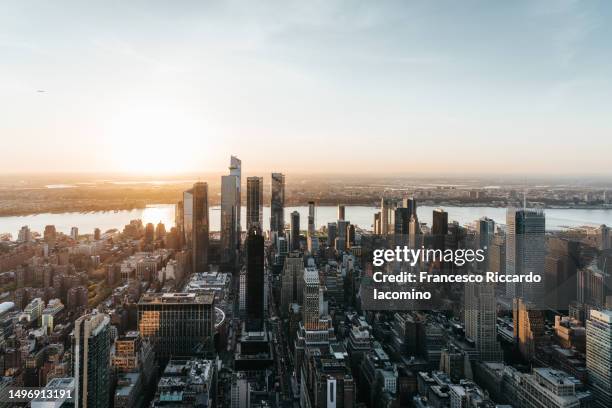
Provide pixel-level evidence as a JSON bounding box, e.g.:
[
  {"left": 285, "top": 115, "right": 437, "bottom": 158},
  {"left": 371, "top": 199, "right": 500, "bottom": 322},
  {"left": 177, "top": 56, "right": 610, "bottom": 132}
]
[{"left": 2, "top": 1, "right": 612, "bottom": 175}]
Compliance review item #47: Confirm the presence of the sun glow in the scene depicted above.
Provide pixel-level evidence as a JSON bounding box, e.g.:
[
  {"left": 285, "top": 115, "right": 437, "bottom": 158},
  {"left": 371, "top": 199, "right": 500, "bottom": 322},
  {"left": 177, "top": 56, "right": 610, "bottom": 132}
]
[{"left": 104, "top": 101, "right": 213, "bottom": 174}]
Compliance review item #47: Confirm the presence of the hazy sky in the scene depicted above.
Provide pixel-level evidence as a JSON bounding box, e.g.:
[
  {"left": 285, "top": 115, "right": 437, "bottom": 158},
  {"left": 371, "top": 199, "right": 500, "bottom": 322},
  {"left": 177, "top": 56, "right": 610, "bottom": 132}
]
[{"left": 1, "top": 0, "right": 611, "bottom": 176}]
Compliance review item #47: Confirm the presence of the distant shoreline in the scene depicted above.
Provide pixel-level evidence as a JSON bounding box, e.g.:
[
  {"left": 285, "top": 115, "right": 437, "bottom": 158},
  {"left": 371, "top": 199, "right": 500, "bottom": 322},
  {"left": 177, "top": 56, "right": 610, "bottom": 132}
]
[{"left": 1, "top": 201, "right": 611, "bottom": 218}]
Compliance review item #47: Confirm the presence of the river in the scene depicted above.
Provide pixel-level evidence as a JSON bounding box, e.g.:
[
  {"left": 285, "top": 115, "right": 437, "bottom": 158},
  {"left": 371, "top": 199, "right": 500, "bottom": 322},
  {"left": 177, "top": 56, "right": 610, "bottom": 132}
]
[{"left": 1, "top": 204, "right": 611, "bottom": 237}]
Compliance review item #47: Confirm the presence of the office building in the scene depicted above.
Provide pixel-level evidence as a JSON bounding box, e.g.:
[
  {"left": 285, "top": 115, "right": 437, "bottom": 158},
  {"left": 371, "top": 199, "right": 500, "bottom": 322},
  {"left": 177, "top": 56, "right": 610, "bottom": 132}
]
[
  {"left": 184, "top": 182, "right": 210, "bottom": 273},
  {"left": 246, "top": 176, "right": 264, "bottom": 231},
  {"left": 73, "top": 312, "right": 110, "bottom": 408},
  {"left": 327, "top": 222, "right": 337, "bottom": 249},
  {"left": 221, "top": 156, "right": 241, "bottom": 265},
  {"left": 138, "top": 293, "right": 215, "bottom": 361},
  {"left": 513, "top": 298, "right": 545, "bottom": 362},
  {"left": 290, "top": 211, "right": 300, "bottom": 251},
  {"left": 464, "top": 282, "right": 502, "bottom": 362},
  {"left": 281, "top": 252, "right": 304, "bottom": 316},
  {"left": 270, "top": 172, "right": 285, "bottom": 236},
  {"left": 246, "top": 227, "right": 265, "bottom": 331},
  {"left": 338, "top": 204, "right": 346, "bottom": 221},
  {"left": 381, "top": 198, "right": 397, "bottom": 235},
  {"left": 506, "top": 208, "right": 546, "bottom": 302},
  {"left": 432, "top": 209, "right": 448, "bottom": 253},
  {"left": 71, "top": 227, "right": 79, "bottom": 241},
  {"left": 586, "top": 309, "right": 612, "bottom": 408}
]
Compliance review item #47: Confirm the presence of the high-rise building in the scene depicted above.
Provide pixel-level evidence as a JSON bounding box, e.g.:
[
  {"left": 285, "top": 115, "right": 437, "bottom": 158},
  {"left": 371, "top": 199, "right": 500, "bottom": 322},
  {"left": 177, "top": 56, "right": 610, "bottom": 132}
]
[
  {"left": 403, "top": 197, "right": 417, "bottom": 220},
  {"left": 71, "top": 226, "right": 79, "bottom": 241},
  {"left": 506, "top": 208, "right": 546, "bottom": 302},
  {"left": 73, "top": 312, "right": 110, "bottom": 408},
  {"left": 327, "top": 222, "right": 337, "bottom": 249},
  {"left": 374, "top": 212, "right": 382, "bottom": 235},
  {"left": 270, "top": 172, "right": 285, "bottom": 236},
  {"left": 155, "top": 222, "right": 166, "bottom": 239},
  {"left": 432, "top": 209, "right": 448, "bottom": 253},
  {"left": 478, "top": 217, "right": 495, "bottom": 250},
  {"left": 307, "top": 201, "right": 316, "bottom": 238},
  {"left": 184, "top": 182, "right": 209, "bottom": 272},
  {"left": 381, "top": 198, "right": 397, "bottom": 235},
  {"left": 338, "top": 204, "right": 345, "bottom": 221},
  {"left": 586, "top": 309, "right": 612, "bottom": 408},
  {"left": 545, "top": 237, "right": 580, "bottom": 309},
  {"left": 93, "top": 228, "right": 101, "bottom": 241},
  {"left": 246, "top": 176, "right": 263, "bottom": 231},
  {"left": 221, "top": 156, "right": 241, "bottom": 265},
  {"left": 17, "top": 225, "right": 32, "bottom": 242},
  {"left": 303, "top": 266, "right": 326, "bottom": 331},
  {"left": 246, "top": 227, "right": 265, "bottom": 331},
  {"left": 408, "top": 215, "right": 422, "bottom": 249},
  {"left": 464, "top": 282, "right": 502, "bottom": 362},
  {"left": 175, "top": 200, "right": 184, "bottom": 247},
  {"left": 337, "top": 220, "right": 349, "bottom": 252},
  {"left": 44, "top": 225, "right": 57, "bottom": 247},
  {"left": 281, "top": 252, "right": 304, "bottom": 316},
  {"left": 289, "top": 211, "right": 300, "bottom": 251},
  {"left": 394, "top": 207, "right": 410, "bottom": 246},
  {"left": 138, "top": 293, "right": 215, "bottom": 361},
  {"left": 513, "top": 298, "right": 545, "bottom": 362},
  {"left": 144, "top": 223, "right": 155, "bottom": 243}
]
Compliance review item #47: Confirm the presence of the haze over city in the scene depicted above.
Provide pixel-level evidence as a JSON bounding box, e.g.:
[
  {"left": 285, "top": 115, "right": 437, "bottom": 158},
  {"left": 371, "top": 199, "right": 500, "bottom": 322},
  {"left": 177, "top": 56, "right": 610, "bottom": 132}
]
[{"left": 2, "top": 0, "right": 612, "bottom": 175}]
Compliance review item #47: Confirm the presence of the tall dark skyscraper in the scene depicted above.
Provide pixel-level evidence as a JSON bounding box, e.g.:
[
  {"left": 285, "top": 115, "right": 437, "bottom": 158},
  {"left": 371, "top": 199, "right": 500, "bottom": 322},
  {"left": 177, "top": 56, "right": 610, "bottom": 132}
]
[
  {"left": 403, "top": 197, "right": 417, "bottom": 220},
  {"left": 394, "top": 207, "right": 410, "bottom": 244},
  {"left": 432, "top": 208, "right": 449, "bottom": 252},
  {"left": 246, "top": 227, "right": 265, "bottom": 331},
  {"left": 270, "top": 172, "right": 285, "bottom": 236},
  {"left": 247, "top": 176, "right": 264, "bottom": 231},
  {"left": 192, "top": 182, "right": 210, "bottom": 272},
  {"left": 221, "top": 156, "right": 241, "bottom": 265},
  {"left": 73, "top": 312, "right": 110, "bottom": 408},
  {"left": 506, "top": 208, "right": 545, "bottom": 302},
  {"left": 337, "top": 204, "right": 345, "bottom": 221},
  {"left": 290, "top": 211, "right": 300, "bottom": 251}
]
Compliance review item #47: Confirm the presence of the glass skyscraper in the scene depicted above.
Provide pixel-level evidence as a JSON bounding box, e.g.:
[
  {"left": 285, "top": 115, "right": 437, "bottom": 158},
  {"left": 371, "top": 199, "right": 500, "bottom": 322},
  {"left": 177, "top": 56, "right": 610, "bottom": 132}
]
[
  {"left": 270, "top": 172, "right": 285, "bottom": 236},
  {"left": 587, "top": 309, "right": 612, "bottom": 408},
  {"left": 72, "top": 312, "right": 110, "bottom": 408}
]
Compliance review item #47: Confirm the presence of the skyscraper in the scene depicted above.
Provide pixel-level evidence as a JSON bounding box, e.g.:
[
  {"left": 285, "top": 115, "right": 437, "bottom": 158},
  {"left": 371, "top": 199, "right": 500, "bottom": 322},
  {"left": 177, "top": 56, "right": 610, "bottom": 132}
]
[
  {"left": 270, "top": 172, "right": 285, "bottom": 236},
  {"left": 70, "top": 227, "right": 79, "bottom": 241},
  {"left": 394, "top": 207, "right": 410, "bottom": 246},
  {"left": 506, "top": 208, "right": 546, "bottom": 301},
  {"left": 403, "top": 197, "right": 417, "bottom": 220},
  {"left": 338, "top": 204, "right": 345, "bottom": 221},
  {"left": 586, "top": 309, "right": 612, "bottom": 408},
  {"left": 337, "top": 220, "right": 349, "bottom": 252},
  {"left": 307, "top": 201, "right": 316, "bottom": 238},
  {"left": 73, "top": 312, "right": 110, "bottom": 408},
  {"left": 281, "top": 252, "right": 304, "bottom": 316},
  {"left": 307, "top": 201, "right": 316, "bottom": 253},
  {"left": 478, "top": 217, "right": 495, "bottom": 270},
  {"left": 303, "top": 266, "right": 324, "bottom": 331},
  {"left": 513, "top": 298, "right": 545, "bottom": 362},
  {"left": 380, "top": 198, "right": 397, "bottom": 235},
  {"left": 221, "top": 156, "right": 241, "bottom": 265},
  {"left": 186, "top": 182, "right": 210, "bottom": 272},
  {"left": 432, "top": 208, "right": 448, "bottom": 253},
  {"left": 464, "top": 282, "right": 502, "bottom": 362},
  {"left": 246, "top": 176, "right": 264, "bottom": 231},
  {"left": 138, "top": 292, "right": 215, "bottom": 362},
  {"left": 327, "top": 222, "right": 338, "bottom": 249},
  {"left": 246, "top": 227, "right": 265, "bottom": 332},
  {"left": 290, "top": 211, "right": 300, "bottom": 251}
]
